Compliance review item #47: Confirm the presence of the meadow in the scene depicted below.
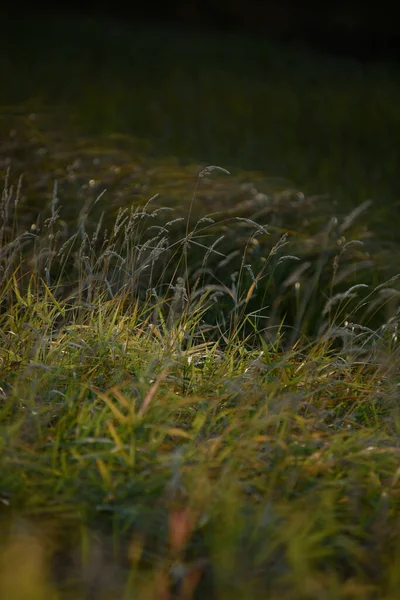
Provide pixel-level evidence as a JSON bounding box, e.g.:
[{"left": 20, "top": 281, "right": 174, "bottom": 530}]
[{"left": 0, "top": 13, "right": 400, "bottom": 599}]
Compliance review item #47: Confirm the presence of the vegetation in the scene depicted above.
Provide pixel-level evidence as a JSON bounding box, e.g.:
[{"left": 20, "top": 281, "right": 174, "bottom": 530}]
[{"left": 1, "top": 14, "right": 400, "bottom": 600}]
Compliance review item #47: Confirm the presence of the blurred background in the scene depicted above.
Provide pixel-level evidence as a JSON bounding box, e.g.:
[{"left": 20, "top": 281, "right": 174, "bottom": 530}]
[
  {"left": 1, "top": 1, "right": 400, "bottom": 233},
  {"left": 8, "top": 1, "right": 399, "bottom": 60}
]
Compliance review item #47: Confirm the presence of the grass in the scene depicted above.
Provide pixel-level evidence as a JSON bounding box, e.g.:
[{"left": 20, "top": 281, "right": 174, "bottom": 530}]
[
  {"left": 1, "top": 113, "right": 400, "bottom": 599},
  {"left": 1, "top": 13, "right": 400, "bottom": 599}
]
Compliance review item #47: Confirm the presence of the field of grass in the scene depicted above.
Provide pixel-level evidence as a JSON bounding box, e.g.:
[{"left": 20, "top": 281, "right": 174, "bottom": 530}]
[{"left": 1, "top": 13, "right": 400, "bottom": 600}]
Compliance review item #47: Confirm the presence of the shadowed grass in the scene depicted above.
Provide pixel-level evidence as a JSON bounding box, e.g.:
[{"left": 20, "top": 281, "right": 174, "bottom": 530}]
[{"left": 2, "top": 13, "right": 400, "bottom": 224}]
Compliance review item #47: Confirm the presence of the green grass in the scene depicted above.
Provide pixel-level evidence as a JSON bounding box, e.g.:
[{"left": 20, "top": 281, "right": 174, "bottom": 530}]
[
  {"left": 1, "top": 119, "right": 400, "bottom": 597},
  {"left": 1, "top": 14, "right": 400, "bottom": 599}
]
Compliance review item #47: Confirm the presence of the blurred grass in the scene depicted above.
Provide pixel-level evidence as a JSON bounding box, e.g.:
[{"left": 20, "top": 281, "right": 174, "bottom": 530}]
[{"left": 1, "top": 13, "right": 400, "bottom": 220}]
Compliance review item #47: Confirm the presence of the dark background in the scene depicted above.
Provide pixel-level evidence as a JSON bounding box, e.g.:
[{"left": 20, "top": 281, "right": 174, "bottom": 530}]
[
  {"left": 3, "top": 0, "right": 400, "bottom": 230},
  {"left": 9, "top": 1, "right": 400, "bottom": 61}
]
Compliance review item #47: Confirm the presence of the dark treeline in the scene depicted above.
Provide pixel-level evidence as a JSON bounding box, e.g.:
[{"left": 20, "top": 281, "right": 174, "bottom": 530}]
[{"left": 8, "top": 1, "right": 400, "bottom": 60}]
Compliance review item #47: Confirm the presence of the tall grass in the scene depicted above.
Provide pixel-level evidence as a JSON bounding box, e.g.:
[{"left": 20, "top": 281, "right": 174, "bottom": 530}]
[{"left": 1, "top": 122, "right": 400, "bottom": 598}]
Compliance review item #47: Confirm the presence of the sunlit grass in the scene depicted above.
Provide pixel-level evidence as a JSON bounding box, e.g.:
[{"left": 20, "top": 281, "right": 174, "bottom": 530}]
[{"left": 1, "top": 131, "right": 400, "bottom": 597}]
